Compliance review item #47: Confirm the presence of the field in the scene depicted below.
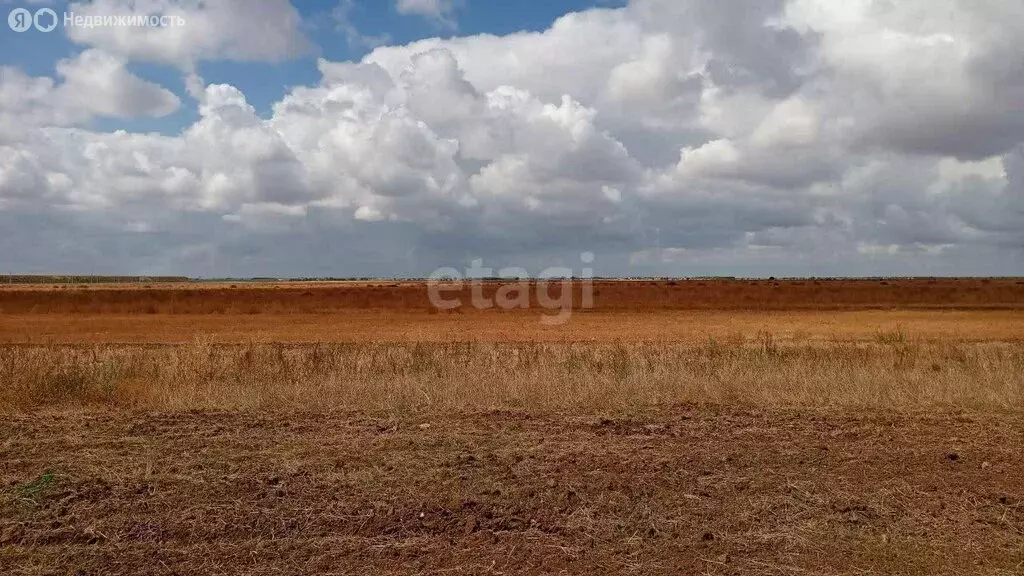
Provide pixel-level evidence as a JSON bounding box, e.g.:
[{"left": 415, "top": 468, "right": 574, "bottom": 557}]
[{"left": 1, "top": 279, "right": 1023, "bottom": 575}]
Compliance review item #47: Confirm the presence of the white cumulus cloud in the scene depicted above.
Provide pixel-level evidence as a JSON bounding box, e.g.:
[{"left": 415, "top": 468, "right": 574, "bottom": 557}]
[{"left": 0, "top": 0, "right": 1022, "bottom": 276}]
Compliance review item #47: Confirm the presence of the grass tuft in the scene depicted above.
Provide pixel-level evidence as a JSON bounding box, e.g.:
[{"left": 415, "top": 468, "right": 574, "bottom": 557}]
[{"left": 875, "top": 325, "right": 908, "bottom": 345}]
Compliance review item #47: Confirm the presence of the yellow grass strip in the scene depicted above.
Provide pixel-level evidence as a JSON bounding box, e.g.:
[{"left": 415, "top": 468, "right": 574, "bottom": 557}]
[{"left": 2, "top": 339, "right": 1021, "bottom": 412}]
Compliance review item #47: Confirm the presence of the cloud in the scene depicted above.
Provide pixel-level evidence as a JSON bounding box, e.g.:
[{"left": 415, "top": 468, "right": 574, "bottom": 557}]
[
  {"left": 396, "top": 0, "right": 459, "bottom": 28},
  {"left": 781, "top": 0, "right": 1024, "bottom": 159},
  {"left": 54, "top": 49, "right": 181, "bottom": 118},
  {"left": 64, "top": 0, "right": 313, "bottom": 69},
  {"left": 333, "top": 0, "right": 392, "bottom": 50},
  {"left": 1, "top": 0, "right": 1023, "bottom": 276},
  {"left": 0, "top": 50, "right": 179, "bottom": 141}
]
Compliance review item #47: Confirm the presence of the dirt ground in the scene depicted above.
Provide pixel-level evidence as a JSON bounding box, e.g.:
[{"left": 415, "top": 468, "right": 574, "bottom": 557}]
[
  {"left": 2, "top": 280, "right": 1022, "bottom": 574},
  {"left": 1, "top": 408, "right": 1022, "bottom": 575}
]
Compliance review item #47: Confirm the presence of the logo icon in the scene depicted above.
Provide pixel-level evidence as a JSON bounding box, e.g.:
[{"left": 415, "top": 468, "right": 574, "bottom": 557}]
[
  {"left": 8, "top": 8, "right": 31, "bottom": 32},
  {"left": 8, "top": 7, "right": 60, "bottom": 32},
  {"left": 34, "top": 8, "right": 58, "bottom": 32}
]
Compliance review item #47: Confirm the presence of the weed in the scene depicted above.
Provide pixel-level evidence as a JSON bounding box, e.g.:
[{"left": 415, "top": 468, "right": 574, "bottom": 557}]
[
  {"left": 875, "top": 326, "right": 908, "bottom": 345},
  {"left": 15, "top": 471, "right": 57, "bottom": 504}
]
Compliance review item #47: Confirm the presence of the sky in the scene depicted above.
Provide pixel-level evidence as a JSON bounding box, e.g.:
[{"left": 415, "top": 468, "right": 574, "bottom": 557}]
[{"left": 0, "top": 0, "right": 1021, "bottom": 278}]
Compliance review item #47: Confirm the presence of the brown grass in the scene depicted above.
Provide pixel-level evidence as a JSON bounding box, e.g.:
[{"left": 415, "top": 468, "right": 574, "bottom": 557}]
[
  {"left": 3, "top": 338, "right": 1021, "bottom": 412},
  {"left": 2, "top": 310, "right": 1022, "bottom": 344}
]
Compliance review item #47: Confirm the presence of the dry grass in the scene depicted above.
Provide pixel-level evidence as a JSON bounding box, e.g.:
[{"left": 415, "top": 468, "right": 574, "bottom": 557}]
[
  {"left": 3, "top": 338, "right": 1021, "bottom": 413},
  {"left": 3, "top": 310, "right": 1023, "bottom": 345}
]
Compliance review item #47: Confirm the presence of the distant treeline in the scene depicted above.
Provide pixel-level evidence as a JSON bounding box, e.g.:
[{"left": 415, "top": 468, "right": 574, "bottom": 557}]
[{"left": 1, "top": 276, "right": 191, "bottom": 284}]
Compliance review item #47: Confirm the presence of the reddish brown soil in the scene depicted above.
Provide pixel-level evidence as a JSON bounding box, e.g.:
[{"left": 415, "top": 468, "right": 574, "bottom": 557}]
[
  {"left": 2, "top": 408, "right": 1022, "bottom": 575},
  {"left": 1, "top": 279, "right": 1022, "bottom": 345},
  {"left": 1, "top": 279, "right": 1022, "bottom": 314}
]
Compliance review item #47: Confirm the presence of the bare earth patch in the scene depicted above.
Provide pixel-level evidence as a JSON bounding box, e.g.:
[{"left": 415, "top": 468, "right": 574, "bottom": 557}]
[{"left": 1, "top": 408, "right": 1022, "bottom": 575}]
